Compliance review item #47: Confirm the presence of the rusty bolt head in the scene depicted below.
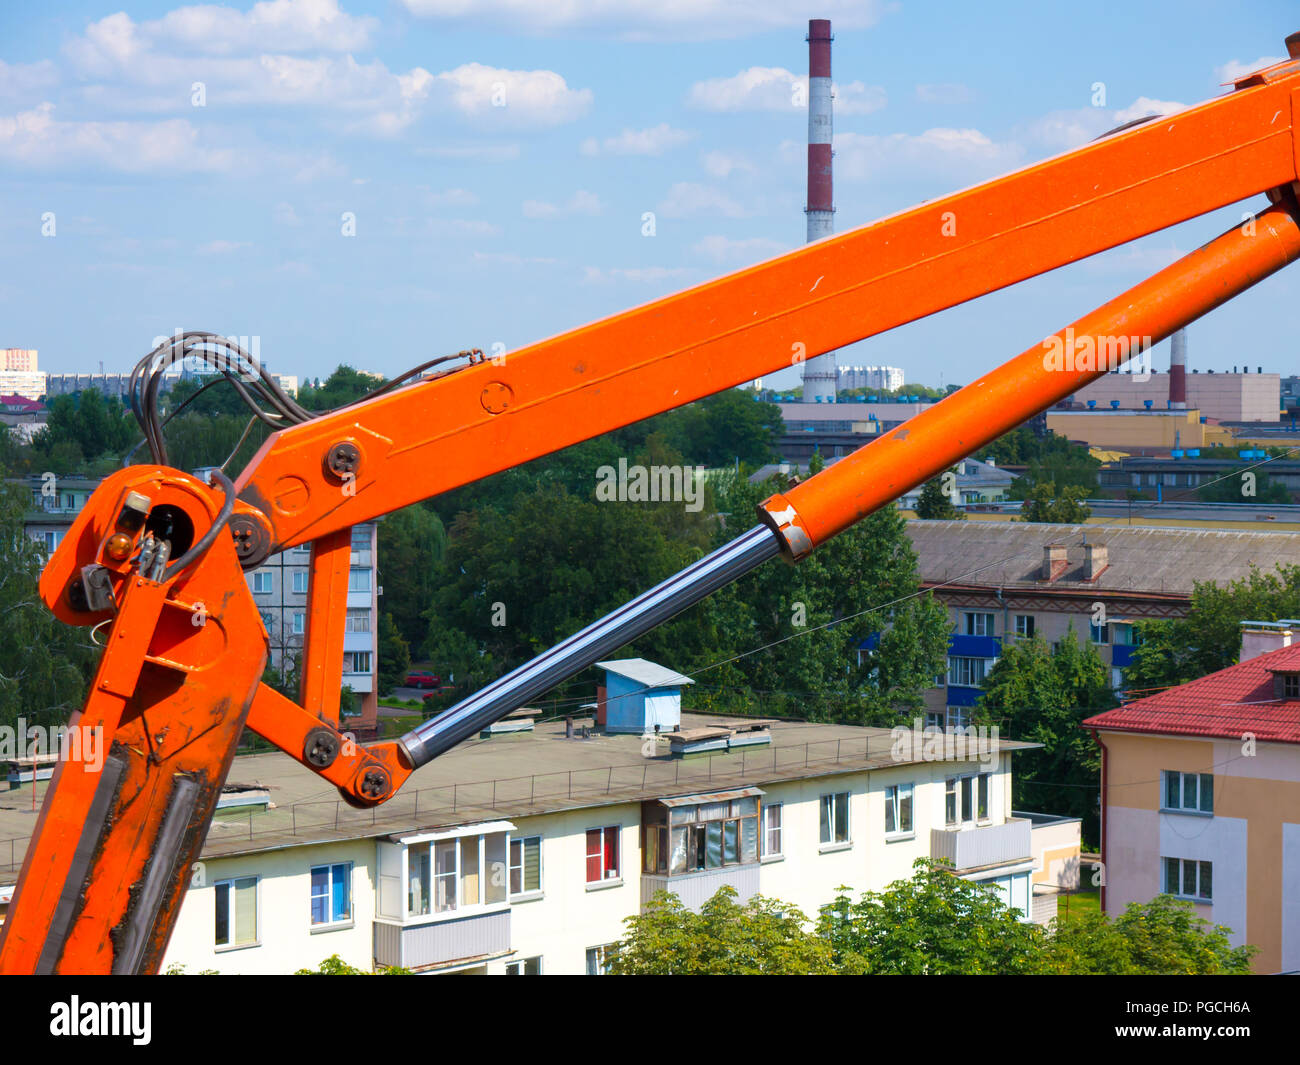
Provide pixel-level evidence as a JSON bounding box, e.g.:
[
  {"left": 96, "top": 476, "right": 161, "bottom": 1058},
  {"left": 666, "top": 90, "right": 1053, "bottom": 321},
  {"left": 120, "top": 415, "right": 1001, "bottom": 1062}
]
[
  {"left": 304, "top": 727, "right": 340, "bottom": 769},
  {"left": 325, "top": 441, "right": 361, "bottom": 480},
  {"left": 228, "top": 512, "right": 273, "bottom": 568},
  {"left": 357, "top": 766, "right": 391, "bottom": 801}
]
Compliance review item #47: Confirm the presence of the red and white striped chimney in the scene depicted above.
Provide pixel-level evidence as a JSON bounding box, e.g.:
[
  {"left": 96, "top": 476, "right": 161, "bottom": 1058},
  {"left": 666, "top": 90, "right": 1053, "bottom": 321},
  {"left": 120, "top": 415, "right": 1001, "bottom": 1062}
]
[
  {"left": 801, "top": 17, "right": 839, "bottom": 404},
  {"left": 1169, "top": 327, "right": 1187, "bottom": 408}
]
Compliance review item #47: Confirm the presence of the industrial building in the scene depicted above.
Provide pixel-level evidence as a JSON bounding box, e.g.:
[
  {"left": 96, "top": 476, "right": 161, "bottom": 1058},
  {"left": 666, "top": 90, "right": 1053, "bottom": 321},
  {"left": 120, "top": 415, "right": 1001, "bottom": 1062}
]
[{"left": 1067, "top": 369, "right": 1280, "bottom": 423}]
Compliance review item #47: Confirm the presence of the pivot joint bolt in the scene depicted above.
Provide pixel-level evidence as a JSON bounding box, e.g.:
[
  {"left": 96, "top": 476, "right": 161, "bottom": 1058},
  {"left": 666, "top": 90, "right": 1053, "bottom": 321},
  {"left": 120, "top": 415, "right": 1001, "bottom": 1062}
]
[{"left": 325, "top": 441, "right": 361, "bottom": 481}]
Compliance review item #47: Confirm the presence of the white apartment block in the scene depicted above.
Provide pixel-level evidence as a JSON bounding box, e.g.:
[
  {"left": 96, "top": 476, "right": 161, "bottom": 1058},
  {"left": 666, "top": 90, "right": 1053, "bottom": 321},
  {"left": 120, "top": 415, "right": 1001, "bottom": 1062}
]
[
  {"left": 837, "top": 365, "right": 905, "bottom": 393},
  {"left": 246, "top": 522, "right": 380, "bottom": 723},
  {"left": 0, "top": 348, "right": 45, "bottom": 401},
  {"left": 123, "top": 707, "right": 1079, "bottom": 975}
]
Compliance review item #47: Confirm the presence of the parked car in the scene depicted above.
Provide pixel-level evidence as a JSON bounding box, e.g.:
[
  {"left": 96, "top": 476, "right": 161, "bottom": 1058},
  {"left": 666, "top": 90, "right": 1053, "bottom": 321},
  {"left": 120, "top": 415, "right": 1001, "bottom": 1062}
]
[{"left": 403, "top": 670, "right": 441, "bottom": 689}]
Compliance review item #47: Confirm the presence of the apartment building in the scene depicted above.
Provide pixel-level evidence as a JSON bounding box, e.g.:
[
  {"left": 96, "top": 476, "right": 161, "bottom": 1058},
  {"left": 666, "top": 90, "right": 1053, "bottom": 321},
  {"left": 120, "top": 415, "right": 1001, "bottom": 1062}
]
[
  {"left": 0, "top": 349, "right": 44, "bottom": 402},
  {"left": 0, "top": 672, "right": 1080, "bottom": 973},
  {"left": 1083, "top": 624, "right": 1300, "bottom": 973},
  {"left": 245, "top": 522, "right": 380, "bottom": 730},
  {"left": 901, "top": 521, "right": 1300, "bottom": 731}
]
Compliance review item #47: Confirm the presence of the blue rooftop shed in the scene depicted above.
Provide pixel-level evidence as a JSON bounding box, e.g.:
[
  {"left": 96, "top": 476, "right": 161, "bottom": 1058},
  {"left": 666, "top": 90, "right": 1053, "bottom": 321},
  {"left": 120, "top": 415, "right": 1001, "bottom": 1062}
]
[{"left": 596, "top": 659, "right": 694, "bottom": 735}]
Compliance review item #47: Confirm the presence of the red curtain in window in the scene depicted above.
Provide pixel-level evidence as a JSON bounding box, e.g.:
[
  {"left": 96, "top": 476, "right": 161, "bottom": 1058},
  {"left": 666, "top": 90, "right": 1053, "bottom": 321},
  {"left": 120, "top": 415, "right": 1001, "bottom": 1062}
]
[
  {"left": 586, "top": 828, "right": 602, "bottom": 883},
  {"left": 603, "top": 827, "right": 618, "bottom": 878}
]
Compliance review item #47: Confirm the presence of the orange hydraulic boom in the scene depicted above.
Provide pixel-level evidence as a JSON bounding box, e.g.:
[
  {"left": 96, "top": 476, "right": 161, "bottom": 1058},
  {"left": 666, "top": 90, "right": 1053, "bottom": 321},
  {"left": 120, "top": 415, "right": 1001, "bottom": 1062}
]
[{"left": 3, "top": 38, "right": 1300, "bottom": 973}]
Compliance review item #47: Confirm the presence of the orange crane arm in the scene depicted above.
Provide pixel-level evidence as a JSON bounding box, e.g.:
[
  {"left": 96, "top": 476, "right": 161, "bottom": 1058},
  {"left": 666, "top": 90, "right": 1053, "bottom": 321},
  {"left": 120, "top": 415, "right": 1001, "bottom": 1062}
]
[{"left": 4, "top": 42, "right": 1300, "bottom": 974}]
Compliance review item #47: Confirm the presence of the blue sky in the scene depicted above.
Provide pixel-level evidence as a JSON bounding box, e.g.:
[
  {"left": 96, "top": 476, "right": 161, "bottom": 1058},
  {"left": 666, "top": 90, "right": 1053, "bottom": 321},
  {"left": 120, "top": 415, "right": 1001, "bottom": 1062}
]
[{"left": 1, "top": 0, "right": 1297, "bottom": 391}]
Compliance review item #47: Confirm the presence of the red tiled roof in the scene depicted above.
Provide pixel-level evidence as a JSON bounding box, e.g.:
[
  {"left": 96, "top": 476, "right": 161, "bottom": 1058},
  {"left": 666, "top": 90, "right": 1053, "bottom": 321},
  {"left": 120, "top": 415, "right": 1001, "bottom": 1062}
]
[
  {"left": 1083, "top": 643, "right": 1300, "bottom": 744},
  {"left": 0, "top": 394, "right": 43, "bottom": 412}
]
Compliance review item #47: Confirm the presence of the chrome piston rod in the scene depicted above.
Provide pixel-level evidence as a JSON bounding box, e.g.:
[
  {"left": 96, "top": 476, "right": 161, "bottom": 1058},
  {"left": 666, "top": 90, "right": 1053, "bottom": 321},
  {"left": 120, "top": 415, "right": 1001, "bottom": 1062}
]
[{"left": 399, "top": 523, "right": 782, "bottom": 767}]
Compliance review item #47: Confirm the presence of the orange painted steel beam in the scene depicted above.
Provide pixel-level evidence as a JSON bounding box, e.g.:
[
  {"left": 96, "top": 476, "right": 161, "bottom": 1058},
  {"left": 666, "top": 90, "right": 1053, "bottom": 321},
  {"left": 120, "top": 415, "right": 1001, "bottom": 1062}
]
[
  {"left": 236, "top": 62, "right": 1300, "bottom": 549},
  {"left": 761, "top": 198, "right": 1300, "bottom": 555},
  {"left": 298, "top": 527, "right": 351, "bottom": 725}
]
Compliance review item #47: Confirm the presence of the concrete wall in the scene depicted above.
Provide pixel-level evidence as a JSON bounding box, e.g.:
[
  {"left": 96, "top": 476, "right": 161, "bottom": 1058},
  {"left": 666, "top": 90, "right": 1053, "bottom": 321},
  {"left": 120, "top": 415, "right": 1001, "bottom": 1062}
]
[{"left": 1047, "top": 410, "right": 1235, "bottom": 450}]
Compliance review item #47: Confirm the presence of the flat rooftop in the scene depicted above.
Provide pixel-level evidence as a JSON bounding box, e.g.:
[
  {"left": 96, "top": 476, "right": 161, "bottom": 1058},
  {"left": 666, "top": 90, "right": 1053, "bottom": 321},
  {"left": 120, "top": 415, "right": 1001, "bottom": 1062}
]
[{"left": 0, "top": 713, "right": 1037, "bottom": 879}]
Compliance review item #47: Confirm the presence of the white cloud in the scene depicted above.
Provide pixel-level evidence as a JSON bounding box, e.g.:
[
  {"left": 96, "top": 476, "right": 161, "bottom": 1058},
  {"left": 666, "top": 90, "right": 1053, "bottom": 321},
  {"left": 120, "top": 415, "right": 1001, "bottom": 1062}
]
[
  {"left": 1026, "top": 97, "right": 1187, "bottom": 151},
  {"left": 273, "top": 202, "right": 302, "bottom": 225},
  {"left": 916, "top": 82, "right": 973, "bottom": 105},
  {"left": 1215, "top": 56, "right": 1284, "bottom": 83},
  {"left": 828, "top": 128, "right": 1021, "bottom": 183},
  {"left": 580, "top": 123, "right": 691, "bottom": 156},
  {"left": 399, "top": 0, "right": 888, "bottom": 40},
  {"left": 522, "top": 190, "right": 603, "bottom": 218},
  {"left": 582, "top": 265, "right": 695, "bottom": 284},
  {"left": 657, "top": 181, "right": 746, "bottom": 218},
  {"left": 1113, "top": 96, "right": 1185, "bottom": 123},
  {"left": 692, "top": 234, "right": 786, "bottom": 262},
  {"left": 425, "top": 187, "right": 479, "bottom": 207},
  {"left": 687, "top": 66, "right": 884, "bottom": 114},
  {"left": 67, "top": 0, "right": 374, "bottom": 69},
  {"left": 0, "top": 102, "right": 236, "bottom": 173},
  {"left": 0, "top": 60, "right": 59, "bottom": 99},
  {"left": 700, "top": 149, "right": 753, "bottom": 178},
  {"left": 426, "top": 218, "right": 502, "bottom": 237},
  {"left": 198, "top": 239, "right": 251, "bottom": 254},
  {"left": 417, "top": 143, "right": 521, "bottom": 162},
  {"left": 435, "top": 62, "right": 592, "bottom": 126}
]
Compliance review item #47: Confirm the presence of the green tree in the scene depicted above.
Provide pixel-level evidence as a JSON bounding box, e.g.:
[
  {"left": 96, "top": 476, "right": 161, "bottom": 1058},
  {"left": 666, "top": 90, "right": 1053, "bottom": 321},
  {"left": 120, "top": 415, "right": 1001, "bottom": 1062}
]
[
  {"left": 914, "top": 469, "right": 964, "bottom": 519},
  {"left": 975, "top": 628, "right": 1113, "bottom": 844},
  {"left": 295, "top": 953, "right": 411, "bottom": 975},
  {"left": 378, "top": 505, "right": 446, "bottom": 649},
  {"left": 609, "top": 887, "right": 837, "bottom": 974},
  {"left": 1018, "top": 482, "right": 1091, "bottom": 523},
  {"left": 1198, "top": 467, "right": 1291, "bottom": 504},
  {"left": 1045, "top": 895, "right": 1254, "bottom": 974},
  {"left": 0, "top": 472, "right": 98, "bottom": 732},
  {"left": 377, "top": 612, "right": 410, "bottom": 696},
  {"left": 817, "top": 859, "right": 1045, "bottom": 974},
  {"left": 298, "top": 366, "right": 383, "bottom": 412},
  {"left": 1126, "top": 563, "right": 1300, "bottom": 691}
]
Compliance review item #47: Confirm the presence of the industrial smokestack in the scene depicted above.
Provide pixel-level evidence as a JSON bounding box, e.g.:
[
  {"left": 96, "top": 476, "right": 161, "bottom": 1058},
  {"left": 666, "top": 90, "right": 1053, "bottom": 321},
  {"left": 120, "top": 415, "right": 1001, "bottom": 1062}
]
[
  {"left": 1169, "top": 328, "right": 1187, "bottom": 408},
  {"left": 801, "top": 17, "right": 838, "bottom": 404}
]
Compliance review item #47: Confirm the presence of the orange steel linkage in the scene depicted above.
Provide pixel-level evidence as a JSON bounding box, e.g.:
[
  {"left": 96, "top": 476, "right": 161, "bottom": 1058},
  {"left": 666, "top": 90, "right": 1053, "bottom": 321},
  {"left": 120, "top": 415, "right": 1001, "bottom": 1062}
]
[
  {"left": 4, "top": 44, "right": 1300, "bottom": 974},
  {"left": 236, "top": 56, "right": 1300, "bottom": 551}
]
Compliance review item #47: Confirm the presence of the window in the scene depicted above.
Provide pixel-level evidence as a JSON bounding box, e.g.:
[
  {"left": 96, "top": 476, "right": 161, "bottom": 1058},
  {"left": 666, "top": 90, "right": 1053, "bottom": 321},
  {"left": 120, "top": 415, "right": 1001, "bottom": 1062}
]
[
  {"left": 963, "top": 612, "right": 995, "bottom": 637},
  {"left": 884, "top": 783, "right": 913, "bottom": 836},
  {"left": 1163, "top": 857, "right": 1212, "bottom": 901},
  {"left": 259, "top": 611, "right": 275, "bottom": 631},
  {"left": 292, "top": 611, "right": 305, "bottom": 636},
  {"left": 509, "top": 835, "right": 542, "bottom": 895},
  {"left": 293, "top": 572, "right": 309, "bottom": 594},
  {"left": 646, "top": 796, "right": 760, "bottom": 875},
  {"left": 946, "top": 707, "right": 971, "bottom": 732},
  {"left": 348, "top": 567, "right": 370, "bottom": 593},
  {"left": 1090, "top": 620, "right": 1110, "bottom": 644},
  {"left": 586, "top": 944, "right": 616, "bottom": 975},
  {"left": 947, "top": 657, "right": 988, "bottom": 687},
  {"left": 762, "top": 802, "right": 783, "bottom": 857},
  {"left": 408, "top": 832, "right": 508, "bottom": 918},
  {"left": 819, "top": 792, "right": 850, "bottom": 846},
  {"left": 1014, "top": 614, "right": 1035, "bottom": 638},
  {"left": 946, "top": 773, "right": 990, "bottom": 825},
  {"left": 310, "top": 863, "right": 352, "bottom": 926},
  {"left": 345, "top": 610, "right": 370, "bottom": 633},
  {"left": 343, "top": 652, "right": 371, "bottom": 674},
  {"left": 351, "top": 527, "right": 371, "bottom": 550},
  {"left": 214, "top": 876, "right": 258, "bottom": 949},
  {"left": 1112, "top": 623, "right": 1138, "bottom": 646},
  {"left": 1284, "top": 674, "right": 1300, "bottom": 699},
  {"left": 506, "top": 957, "right": 542, "bottom": 975},
  {"left": 924, "top": 711, "right": 945, "bottom": 731},
  {"left": 1162, "top": 771, "right": 1213, "bottom": 814},
  {"left": 250, "top": 571, "right": 272, "bottom": 594},
  {"left": 586, "top": 826, "right": 620, "bottom": 883}
]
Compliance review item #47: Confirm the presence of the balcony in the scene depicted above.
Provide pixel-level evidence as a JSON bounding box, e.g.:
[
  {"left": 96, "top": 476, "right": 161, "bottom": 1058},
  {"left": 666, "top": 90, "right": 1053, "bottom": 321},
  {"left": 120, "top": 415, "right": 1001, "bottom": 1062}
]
[
  {"left": 930, "top": 818, "right": 1031, "bottom": 873},
  {"left": 641, "top": 864, "right": 760, "bottom": 912},
  {"left": 373, "top": 910, "right": 510, "bottom": 971}
]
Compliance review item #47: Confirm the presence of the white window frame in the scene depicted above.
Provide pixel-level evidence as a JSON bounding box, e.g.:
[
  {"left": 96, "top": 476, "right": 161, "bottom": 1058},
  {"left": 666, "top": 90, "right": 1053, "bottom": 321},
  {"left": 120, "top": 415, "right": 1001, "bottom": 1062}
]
[
  {"left": 348, "top": 567, "right": 371, "bottom": 593},
  {"left": 819, "top": 791, "right": 851, "bottom": 849},
  {"left": 250, "top": 571, "right": 272, "bottom": 595},
  {"left": 1161, "top": 770, "right": 1213, "bottom": 814},
  {"left": 508, "top": 834, "right": 543, "bottom": 898},
  {"left": 213, "top": 875, "right": 260, "bottom": 951},
  {"left": 309, "top": 862, "right": 353, "bottom": 929},
  {"left": 585, "top": 825, "right": 621, "bottom": 885},
  {"left": 947, "top": 656, "right": 988, "bottom": 687},
  {"left": 963, "top": 611, "right": 995, "bottom": 637},
  {"left": 292, "top": 611, "right": 305, "bottom": 636},
  {"left": 506, "top": 956, "right": 543, "bottom": 975},
  {"left": 1163, "top": 856, "right": 1213, "bottom": 901},
  {"left": 1090, "top": 620, "right": 1110, "bottom": 644},
  {"left": 292, "top": 572, "right": 309, "bottom": 594},
  {"left": 586, "top": 944, "right": 616, "bottom": 975},
  {"left": 884, "top": 782, "right": 914, "bottom": 838},
  {"left": 1014, "top": 613, "right": 1035, "bottom": 638},
  {"left": 761, "top": 802, "right": 784, "bottom": 859},
  {"left": 946, "top": 772, "right": 991, "bottom": 826}
]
